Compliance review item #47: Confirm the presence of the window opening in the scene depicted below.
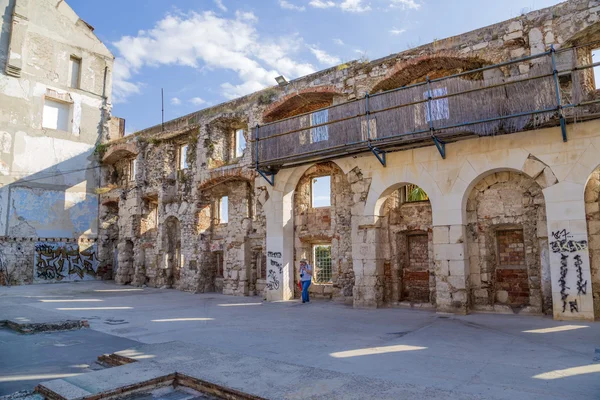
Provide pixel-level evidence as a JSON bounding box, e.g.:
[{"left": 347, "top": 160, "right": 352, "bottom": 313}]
[
  {"left": 42, "top": 99, "right": 70, "bottom": 131},
  {"left": 310, "top": 109, "right": 329, "bottom": 143},
  {"left": 129, "top": 159, "right": 137, "bottom": 181},
  {"left": 593, "top": 49, "right": 600, "bottom": 90},
  {"left": 69, "top": 56, "right": 81, "bottom": 89},
  {"left": 313, "top": 244, "right": 332, "bottom": 283},
  {"left": 311, "top": 176, "right": 331, "bottom": 208},
  {"left": 399, "top": 184, "right": 429, "bottom": 204},
  {"left": 149, "top": 202, "right": 158, "bottom": 228},
  {"left": 423, "top": 87, "right": 449, "bottom": 122},
  {"left": 179, "top": 144, "right": 189, "bottom": 170},
  {"left": 235, "top": 129, "right": 246, "bottom": 158},
  {"left": 218, "top": 196, "right": 229, "bottom": 224}
]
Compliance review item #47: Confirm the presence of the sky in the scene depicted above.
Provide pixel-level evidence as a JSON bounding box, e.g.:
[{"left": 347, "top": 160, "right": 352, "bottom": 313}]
[{"left": 67, "top": 0, "right": 566, "bottom": 134}]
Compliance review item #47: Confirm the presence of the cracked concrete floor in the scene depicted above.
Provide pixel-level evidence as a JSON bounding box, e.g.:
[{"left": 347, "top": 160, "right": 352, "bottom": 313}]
[{"left": 1, "top": 281, "right": 599, "bottom": 399}]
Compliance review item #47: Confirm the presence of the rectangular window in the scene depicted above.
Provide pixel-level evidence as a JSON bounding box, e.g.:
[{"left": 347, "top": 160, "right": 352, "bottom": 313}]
[
  {"left": 313, "top": 244, "right": 332, "bottom": 284},
  {"left": 310, "top": 109, "right": 329, "bottom": 143},
  {"left": 42, "top": 99, "right": 71, "bottom": 131},
  {"left": 179, "top": 144, "right": 189, "bottom": 170},
  {"left": 69, "top": 56, "right": 81, "bottom": 89},
  {"left": 423, "top": 87, "right": 449, "bottom": 122},
  {"left": 218, "top": 196, "right": 229, "bottom": 224},
  {"left": 593, "top": 49, "right": 600, "bottom": 90},
  {"left": 215, "top": 251, "right": 223, "bottom": 277},
  {"left": 235, "top": 129, "right": 246, "bottom": 158},
  {"left": 311, "top": 176, "right": 331, "bottom": 208},
  {"left": 130, "top": 159, "right": 137, "bottom": 181}
]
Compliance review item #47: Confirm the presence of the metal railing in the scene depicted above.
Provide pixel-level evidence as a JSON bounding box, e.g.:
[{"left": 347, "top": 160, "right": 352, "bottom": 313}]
[{"left": 254, "top": 43, "right": 600, "bottom": 178}]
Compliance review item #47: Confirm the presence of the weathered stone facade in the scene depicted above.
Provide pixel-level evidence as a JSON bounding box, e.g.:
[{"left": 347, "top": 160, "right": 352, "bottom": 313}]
[
  {"left": 35, "top": 0, "right": 598, "bottom": 322},
  {"left": 0, "top": 0, "right": 113, "bottom": 285}
]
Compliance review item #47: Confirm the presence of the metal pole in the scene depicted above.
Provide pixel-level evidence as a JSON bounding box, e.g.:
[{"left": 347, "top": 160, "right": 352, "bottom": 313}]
[
  {"left": 550, "top": 45, "right": 567, "bottom": 142},
  {"left": 161, "top": 88, "right": 165, "bottom": 132}
]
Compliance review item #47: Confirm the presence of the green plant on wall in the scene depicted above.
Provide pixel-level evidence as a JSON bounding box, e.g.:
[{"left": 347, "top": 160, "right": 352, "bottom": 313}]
[{"left": 407, "top": 186, "right": 429, "bottom": 202}]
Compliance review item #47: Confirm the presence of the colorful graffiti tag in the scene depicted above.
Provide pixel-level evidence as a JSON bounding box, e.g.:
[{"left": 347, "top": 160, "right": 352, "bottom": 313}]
[{"left": 34, "top": 242, "right": 99, "bottom": 283}]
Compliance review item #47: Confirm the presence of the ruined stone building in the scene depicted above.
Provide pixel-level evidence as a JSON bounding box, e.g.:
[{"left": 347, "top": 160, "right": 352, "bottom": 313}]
[
  {"left": 4, "top": 0, "right": 600, "bottom": 323},
  {"left": 0, "top": 0, "right": 114, "bottom": 283}
]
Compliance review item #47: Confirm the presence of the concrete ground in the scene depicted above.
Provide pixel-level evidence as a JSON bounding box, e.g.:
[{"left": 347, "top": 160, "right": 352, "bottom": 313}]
[{"left": 1, "top": 281, "right": 599, "bottom": 399}]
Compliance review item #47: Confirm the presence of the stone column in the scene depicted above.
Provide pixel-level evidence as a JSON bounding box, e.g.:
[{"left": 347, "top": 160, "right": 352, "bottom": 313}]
[
  {"left": 544, "top": 182, "right": 595, "bottom": 321},
  {"left": 264, "top": 183, "right": 294, "bottom": 302},
  {"left": 352, "top": 217, "right": 384, "bottom": 308},
  {"left": 432, "top": 225, "right": 469, "bottom": 314}
]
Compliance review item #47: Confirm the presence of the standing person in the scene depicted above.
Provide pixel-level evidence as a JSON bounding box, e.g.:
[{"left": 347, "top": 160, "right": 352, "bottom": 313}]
[{"left": 299, "top": 259, "right": 313, "bottom": 303}]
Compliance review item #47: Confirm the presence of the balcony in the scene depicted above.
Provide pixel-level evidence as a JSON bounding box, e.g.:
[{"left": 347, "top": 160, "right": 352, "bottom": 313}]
[{"left": 254, "top": 46, "right": 600, "bottom": 174}]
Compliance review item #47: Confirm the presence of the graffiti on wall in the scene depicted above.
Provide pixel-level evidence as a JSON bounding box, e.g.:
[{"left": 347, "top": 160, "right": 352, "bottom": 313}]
[
  {"left": 34, "top": 242, "right": 99, "bottom": 283},
  {"left": 266, "top": 250, "right": 282, "bottom": 290},
  {"left": 549, "top": 230, "right": 588, "bottom": 313}
]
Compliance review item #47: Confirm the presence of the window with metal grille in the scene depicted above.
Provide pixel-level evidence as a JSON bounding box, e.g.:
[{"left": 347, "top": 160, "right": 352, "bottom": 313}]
[
  {"left": 310, "top": 109, "right": 329, "bottom": 143},
  {"left": 399, "top": 184, "right": 428, "bottom": 203},
  {"left": 215, "top": 251, "right": 223, "bottom": 277},
  {"left": 313, "top": 244, "right": 332, "bottom": 283}
]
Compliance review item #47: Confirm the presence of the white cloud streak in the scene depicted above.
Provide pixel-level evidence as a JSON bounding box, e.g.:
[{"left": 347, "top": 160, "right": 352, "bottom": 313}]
[
  {"left": 112, "top": 10, "right": 315, "bottom": 102},
  {"left": 214, "top": 0, "right": 227, "bottom": 12},
  {"left": 171, "top": 97, "right": 181, "bottom": 105},
  {"left": 279, "top": 0, "right": 306, "bottom": 11},
  {"left": 309, "top": 0, "right": 336, "bottom": 8},
  {"left": 340, "top": 0, "right": 371, "bottom": 12},
  {"left": 333, "top": 38, "right": 344, "bottom": 45},
  {"left": 389, "top": 0, "right": 421, "bottom": 10},
  {"left": 389, "top": 27, "right": 406, "bottom": 35},
  {"left": 309, "top": 46, "right": 341, "bottom": 66},
  {"left": 190, "top": 97, "right": 207, "bottom": 106}
]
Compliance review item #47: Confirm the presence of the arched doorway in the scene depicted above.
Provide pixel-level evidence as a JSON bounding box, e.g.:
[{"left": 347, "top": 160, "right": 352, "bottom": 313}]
[
  {"left": 292, "top": 162, "right": 353, "bottom": 302},
  {"left": 379, "top": 184, "right": 434, "bottom": 306},
  {"left": 163, "top": 216, "right": 181, "bottom": 288},
  {"left": 465, "top": 171, "right": 550, "bottom": 314}
]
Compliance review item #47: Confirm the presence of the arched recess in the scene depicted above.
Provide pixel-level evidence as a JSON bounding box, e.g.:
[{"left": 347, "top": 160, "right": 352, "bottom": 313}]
[
  {"left": 465, "top": 170, "right": 550, "bottom": 314},
  {"left": 378, "top": 184, "right": 434, "bottom": 306},
  {"left": 292, "top": 162, "right": 353, "bottom": 301},
  {"left": 584, "top": 166, "right": 600, "bottom": 319},
  {"left": 163, "top": 216, "right": 181, "bottom": 288},
  {"left": 262, "top": 87, "right": 344, "bottom": 123},
  {"left": 370, "top": 54, "right": 490, "bottom": 94},
  {"left": 197, "top": 177, "right": 253, "bottom": 295}
]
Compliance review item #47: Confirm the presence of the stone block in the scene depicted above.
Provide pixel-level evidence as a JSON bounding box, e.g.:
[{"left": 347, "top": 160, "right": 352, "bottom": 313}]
[
  {"left": 449, "top": 225, "right": 465, "bottom": 244},
  {"left": 434, "top": 243, "right": 465, "bottom": 261},
  {"left": 449, "top": 260, "right": 468, "bottom": 276},
  {"left": 432, "top": 226, "right": 450, "bottom": 244},
  {"left": 447, "top": 275, "right": 467, "bottom": 290},
  {"left": 496, "top": 290, "right": 509, "bottom": 303},
  {"left": 474, "top": 288, "right": 488, "bottom": 298}
]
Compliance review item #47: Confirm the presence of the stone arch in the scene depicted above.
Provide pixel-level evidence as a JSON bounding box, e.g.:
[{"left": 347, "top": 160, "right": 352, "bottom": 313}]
[
  {"left": 584, "top": 165, "right": 600, "bottom": 319},
  {"left": 292, "top": 162, "right": 353, "bottom": 301},
  {"left": 458, "top": 153, "right": 558, "bottom": 225},
  {"left": 262, "top": 86, "right": 344, "bottom": 123},
  {"left": 465, "top": 170, "right": 550, "bottom": 315},
  {"left": 378, "top": 183, "right": 434, "bottom": 306},
  {"left": 102, "top": 143, "right": 138, "bottom": 165},
  {"left": 163, "top": 216, "right": 182, "bottom": 288},
  {"left": 370, "top": 54, "right": 490, "bottom": 94}
]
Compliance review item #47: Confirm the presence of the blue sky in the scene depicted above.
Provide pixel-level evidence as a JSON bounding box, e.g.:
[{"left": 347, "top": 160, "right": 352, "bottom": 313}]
[{"left": 67, "top": 0, "right": 565, "bottom": 134}]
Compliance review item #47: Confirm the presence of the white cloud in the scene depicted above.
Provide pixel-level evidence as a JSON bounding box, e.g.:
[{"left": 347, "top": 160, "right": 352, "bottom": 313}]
[
  {"left": 112, "top": 10, "right": 315, "bottom": 102},
  {"left": 171, "top": 97, "right": 181, "bottom": 105},
  {"left": 333, "top": 38, "right": 344, "bottom": 45},
  {"left": 389, "top": 0, "right": 421, "bottom": 10},
  {"left": 389, "top": 27, "right": 406, "bottom": 35},
  {"left": 214, "top": 0, "right": 227, "bottom": 12},
  {"left": 309, "top": 0, "right": 336, "bottom": 8},
  {"left": 279, "top": 0, "right": 306, "bottom": 11},
  {"left": 340, "top": 0, "right": 371, "bottom": 12},
  {"left": 309, "top": 46, "right": 341, "bottom": 66},
  {"left": 190, "top": 97, "right": 207, "bottom": 106}
]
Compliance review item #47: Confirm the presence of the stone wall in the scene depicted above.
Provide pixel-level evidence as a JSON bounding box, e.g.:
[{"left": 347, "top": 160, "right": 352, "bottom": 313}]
[
  {"left": 585, "top": 168, "right": 600, "bottom": 318},
  {"left": 466, "top": 171, "right": 548, "bottom": 314}
]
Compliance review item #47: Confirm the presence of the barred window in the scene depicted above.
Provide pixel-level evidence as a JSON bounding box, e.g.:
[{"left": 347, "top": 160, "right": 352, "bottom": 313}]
[
  {"left": 313, "top": 244, "right": 332, "bottom": 283},
  {"left": 310, "top": 109, "right": 329, "bottom": 143}
]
